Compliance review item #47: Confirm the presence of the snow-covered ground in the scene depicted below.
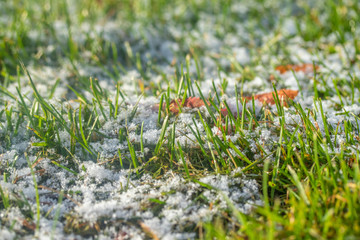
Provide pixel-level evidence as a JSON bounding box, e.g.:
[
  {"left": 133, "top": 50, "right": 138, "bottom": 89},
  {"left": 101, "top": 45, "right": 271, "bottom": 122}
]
[{"left": 1, "top": 0, "right": 360, "bottom": 239}]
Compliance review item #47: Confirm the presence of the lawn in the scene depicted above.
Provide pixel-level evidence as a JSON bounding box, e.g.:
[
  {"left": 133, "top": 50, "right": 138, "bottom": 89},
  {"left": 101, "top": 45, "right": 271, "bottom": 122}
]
[{"left": 0, "top": 0, "right": 360, "bottom": 239}]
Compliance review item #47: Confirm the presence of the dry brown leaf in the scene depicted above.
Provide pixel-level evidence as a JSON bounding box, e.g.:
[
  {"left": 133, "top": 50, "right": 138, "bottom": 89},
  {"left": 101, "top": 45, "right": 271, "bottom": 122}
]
[
  {"left": 220, "top": 89, "right": 298, "bottom": 118},
  {"left": 245, "top": 89, "right": 298, "bottom": 106},
  {"left": 275, "top": 63, "right": 319, "bottom": 74},
  {"left": 168, "top": 97, "right": 207, "bottom": 114},
  {"left": 22, "top": 219, "right": 36, "bottom": 231},
  {"left": 220, "top": 108, "right": 229, "bottom": 118},
  {"left": 139, "top": 221, "right": 160, "bottom": 240}
]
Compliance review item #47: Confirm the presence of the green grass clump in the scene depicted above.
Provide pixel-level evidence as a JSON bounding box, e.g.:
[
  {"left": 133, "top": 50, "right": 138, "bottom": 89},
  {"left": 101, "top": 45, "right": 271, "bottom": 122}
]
[{"left": 1, "top": 0, "right": 360, "bottom": 239}]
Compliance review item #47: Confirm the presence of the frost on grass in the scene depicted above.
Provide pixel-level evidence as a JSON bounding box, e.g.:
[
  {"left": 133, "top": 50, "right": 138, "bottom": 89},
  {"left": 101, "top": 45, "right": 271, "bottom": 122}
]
[
  {"left": 1, "top": 0, "right": 360, "bottom": 238},
  {"left": 72, "top": 168, "right": 261, "bottom": 239},
  {"left": 0, "top": 162, "right": 261, "bottom": 239}
]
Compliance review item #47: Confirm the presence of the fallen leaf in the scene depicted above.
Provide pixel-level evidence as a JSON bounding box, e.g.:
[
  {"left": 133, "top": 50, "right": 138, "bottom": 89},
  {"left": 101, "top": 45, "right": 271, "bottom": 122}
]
[
  {"left": 220, "top": 89, "right": 298, "bottom": 118},
  {"left": 139, "top": 221, "right": 160, "bottom": 240},
  {"left": 275, "top": 63, "right": 319, "bottom": 74},
  {"left": 245, "top": 89, "right": 298, "bottom": 106},
  {"left": 220, "top": 108, "right": 229, "bottom": 118},
  {"left": 22, "top": 219, "right": 36, "bottom": 231},
  {"left": 168, "top": 97, "right": 208, "bottom": 114}
]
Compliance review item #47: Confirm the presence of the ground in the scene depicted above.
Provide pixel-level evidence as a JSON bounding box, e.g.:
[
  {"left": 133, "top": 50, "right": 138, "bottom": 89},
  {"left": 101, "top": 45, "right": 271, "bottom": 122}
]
[{"left": 0, "top": 0, "right": 360, "bottom": 239}]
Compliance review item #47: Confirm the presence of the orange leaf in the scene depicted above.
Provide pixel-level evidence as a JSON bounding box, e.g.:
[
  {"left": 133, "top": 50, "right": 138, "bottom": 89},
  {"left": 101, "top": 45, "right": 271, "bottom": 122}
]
[
  {"left": 220, "top": 89, "right": 299, "bottom": 118},
  {"left": 220, "top": 108, "right": 229, "bottom": 117},
  {"left": 245, "top": 89, "right": 298, "bottom": 106},
  {"left": 275, "top": 63, "right": 319, "bottom": 74},
  {"left": 168, "top": 97, "right": 207, "bottom": 114}
]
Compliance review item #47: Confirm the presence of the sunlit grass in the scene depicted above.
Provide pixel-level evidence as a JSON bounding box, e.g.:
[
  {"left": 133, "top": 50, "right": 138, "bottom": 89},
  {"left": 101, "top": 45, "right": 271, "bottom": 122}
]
[{"left": 1, "top": 0, "right": 360, "bottom": 239}]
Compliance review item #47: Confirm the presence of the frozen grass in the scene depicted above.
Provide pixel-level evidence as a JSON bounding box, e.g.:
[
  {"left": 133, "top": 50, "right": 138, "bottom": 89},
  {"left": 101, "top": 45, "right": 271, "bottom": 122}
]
[{"left": 1, "top": 0, "right": 360, "bottom": 239}]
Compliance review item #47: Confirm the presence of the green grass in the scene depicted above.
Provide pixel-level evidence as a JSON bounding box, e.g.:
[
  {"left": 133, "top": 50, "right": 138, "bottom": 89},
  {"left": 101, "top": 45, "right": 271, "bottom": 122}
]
[{"left": 1, "top": 0, "right": 360, "bottom": 239}]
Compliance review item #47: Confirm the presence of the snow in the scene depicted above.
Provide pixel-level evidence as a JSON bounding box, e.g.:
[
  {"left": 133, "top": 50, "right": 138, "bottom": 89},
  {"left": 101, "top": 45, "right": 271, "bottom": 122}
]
[{"left": 1, "top": 0, "right": 360, "bottom": 238}]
